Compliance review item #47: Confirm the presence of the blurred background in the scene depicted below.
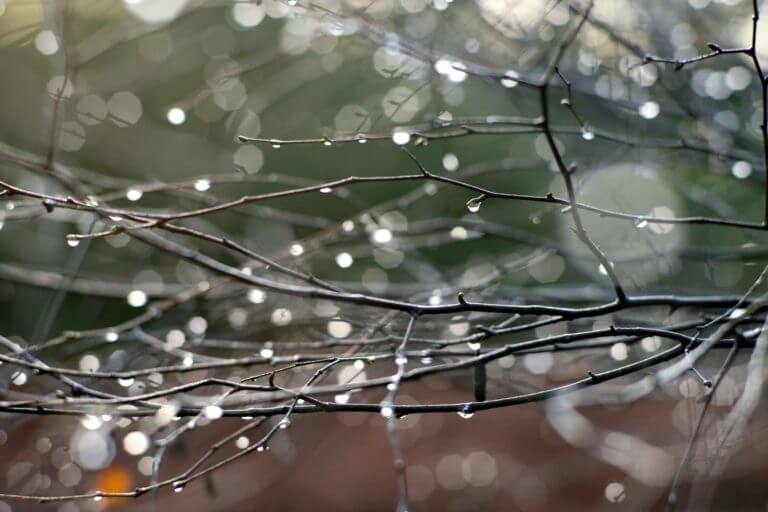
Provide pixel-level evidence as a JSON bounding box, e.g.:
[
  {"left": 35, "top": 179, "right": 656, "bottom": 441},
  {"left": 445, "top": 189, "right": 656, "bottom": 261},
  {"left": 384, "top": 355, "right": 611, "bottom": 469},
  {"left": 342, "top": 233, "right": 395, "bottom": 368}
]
[{"left": 1, "top": 0, "right": 768, "bottom": 510}]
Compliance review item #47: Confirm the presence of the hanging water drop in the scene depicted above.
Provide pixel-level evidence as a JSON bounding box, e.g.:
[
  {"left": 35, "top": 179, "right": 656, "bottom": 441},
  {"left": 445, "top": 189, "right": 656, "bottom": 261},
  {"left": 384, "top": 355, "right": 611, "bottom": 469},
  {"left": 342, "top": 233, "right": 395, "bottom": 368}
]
[
  {"left": 467, "top": 341, "right": 481, "bottom": 351},
  {"left": 457, "top": 405, "right": 474, "bottom": 419},
  {"left": 173, "top": 482, "right": 185, "bottom": 493},
  {"left": 466, "top": 197, "right": 482, "bottom": 213},
  {"left": 635, "top": 219, "right": 648, "bottom": 228},
  {"left": 271, "top": 143, "right": 281, "bottom": 149},
  {"left": 581, "top": 126, "right": 595, "bottom": 140},
  {"left": 67, "top": 237, "right": 80, "bottom": 247}
]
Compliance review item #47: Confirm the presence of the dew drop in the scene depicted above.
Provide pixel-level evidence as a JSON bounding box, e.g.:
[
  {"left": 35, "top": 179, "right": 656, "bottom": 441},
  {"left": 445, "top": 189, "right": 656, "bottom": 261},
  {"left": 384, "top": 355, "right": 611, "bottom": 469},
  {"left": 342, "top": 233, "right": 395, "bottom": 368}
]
[
  {"left": 117, "top": 377, "right": 134, "bottom": 387},
  {"left": 380, "top": 405, "right": 394, "bottom": 418},
  {"left": 193, "top": 179, "right": 211, "bottom": 192},
  {"left": 457, "top": 405, "right": 474, "bottom": 419},
  {"left": 466, "top": 198, "right": 482, "bottom": 213},
  {"left": 126, "top": 188, "right": 143, "bottom": 201},
  {"left": 635, "top": 219, "right": 648, "bottom": 228},
  {"left": 203, "top": 405, "right": 223, "bottom": 420},
  {"left": 320, "top": 187, "right": 333, "bottom": 194},
  {"left": 173, "top": 482, "right": 185, "bottom": 493},
  {"left": 67, "top": 238, "right": 80, "bottom": 247},
  {"left": 581, "top": 126, "right": 595, "bottom": 140},
  {"left": 334, "top": 393, "right": 350, "bottom": 404},
  {"left": 271, "top": 143, "right": 281, "bottom": 149}
]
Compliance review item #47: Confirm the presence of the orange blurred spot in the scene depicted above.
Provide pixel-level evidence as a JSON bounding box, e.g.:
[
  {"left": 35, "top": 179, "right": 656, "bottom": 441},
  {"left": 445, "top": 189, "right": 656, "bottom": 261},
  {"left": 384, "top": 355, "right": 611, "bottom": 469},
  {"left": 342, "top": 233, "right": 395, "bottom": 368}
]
[{"left": 94, "top": 466, "right": 133, "bottom": 508}]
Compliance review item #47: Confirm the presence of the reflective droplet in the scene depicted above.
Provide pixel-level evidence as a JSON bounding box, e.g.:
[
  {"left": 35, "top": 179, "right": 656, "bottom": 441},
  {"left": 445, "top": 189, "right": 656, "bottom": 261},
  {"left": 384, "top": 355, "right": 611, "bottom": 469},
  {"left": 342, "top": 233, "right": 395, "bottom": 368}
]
[
  {"left": 334, "top": 393, "right": 350, "bottom": 404},
  {"left": 194, "top": 179, "right": 211, "bottom": 192},
  {"left": 336, "top": 252, "right": 353, "bottom": 268},
  {"left": 466, "top": 198, "right": 482, "bottom": 213},
  {"left": 117, "top": 377, "right": 134, "bottom": 387},
  {"left": 67, "top": 238, "right": 80, "bottom": 248},
  {"left": 392, "top": 130, "right": 411, "bottom": 145},
  {"left": 467, "top": 342, "right": 481, "bottom": 351},
  {"left": 635, "top": 219, "right": 648, "bottom": 228},
  {"left": 126, "top": 188, "right": 143, "bottom": 201},
  {"left": 581, "top": 126, "right": 595, "bottom": 140},
  {"left": 380, "top": 405, "right": 394, "bottom": 418},
  {"left": 203, "top": 405, "right": 223, "bottom": 419},
  {"left": 173, "top": 482, "right": 185, "bottom": 493},
  {"left": 105, "top": 331, "right": 119, "bottom": 342},
  {"left": 457, "top": 406, "right": 474, "bottom": 419},
  {"left": 320, "top": 187, "right": 332, "bottom": 193},
  {"left": 167, "top": 107, "right": 186, "bottom": 125}
]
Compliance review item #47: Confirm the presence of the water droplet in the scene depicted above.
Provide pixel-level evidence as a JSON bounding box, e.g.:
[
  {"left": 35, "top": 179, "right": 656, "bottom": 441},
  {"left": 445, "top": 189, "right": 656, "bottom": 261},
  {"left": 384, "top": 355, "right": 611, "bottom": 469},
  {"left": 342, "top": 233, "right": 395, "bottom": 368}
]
[
  {"left": 67, "top": 237, "right": 80, "bottom": 247},
  {"left": 356, "top": 134, "right": 367, "bottom": 144},
  {"left": 598, "top": 264, "right": 608, "bottom": 276},
  {"left": 248, "top": 288, "right": 266, "bottom": 304},
  {"left": 635, "top": 219, "right": 648, "bottom": 228},
  {"left": 334, "top": 393, "right": 350, "bottom": 404},
  {"left": 271, "top": 143, "right": 281, "bottom": 149},
  {"left": 105, "top": 331, "right": 119, "bottom": 342},
  {"left": 260, "top": 347, "right": 274, "bottom": 358},
  {"left": 395, "top": 355, "right": 408, "bottom": 366},
  {"left": 126, "top": 188, "right": 143, "bottom": 201},
  {"left": 638, "top": 101, "right": 660, "bottom": 120},
  {"left": 194, "top": 179, "right": 211, "bottom": 192},
  {"left": 166, "top": 107, "right": 186, "bottom": 125},
  {"left": 466, "top": 197, "right": 482, "bottom": 213},
  {"left": 336, "top": 252, "right": 353, "bottom": 268},
  {"left": 457, "top": 406, "right": 474, "bottom": 419},
  {"left": 287, "top": 0, "right": 297, "bottom": 5},
  {"left": 392, "top": 130, "right": 411, "bottom": 145},
  {"left": 371, "top": 228, "right": 392, "bottom": 244},
  {"left": 322, "top": 138, "right": 332, "bottom": 146},
  {"left": 173, "top": 482, "right": 185, "bottom": 493},
  {"left": 117, "top": 377, "right": 134, "bottom": 387},
  {"left": 320, "top": 187, "right": 333, "bottom": 193},
  {"left": 93, "top": 493, "right": 103, "bottom": 502},
  {"left": 581, "top": 126, "right": 595, "bottom": 140},
  {"left": 732, "top": 160, "right": 752, "bottom": 179},
  {"left": 203, "top": 405, "right": 223, "bottom": 419},
  {"left": 11, "top": 371, "right": 27, "bottom": 386},
  {"left": 500, "top": 70, "right": 519, "bottom": 88},
  {"left": 279, "top": 419, "right": 291, "bottom": 429},
  {"left": 256, "top": 445, "right": 266, "bottom": 452},
  {"left": 289, "top": 243, "right": 304, "bottom": 256},
  {"left": 127, "top": 290, "right": 148, "bottom": 307},
  {"left": 380, "top": 405, "right": 394, "bottom": 418},
  {"left": 467, "top": 342, "right": 481, "bottom": 351}
]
